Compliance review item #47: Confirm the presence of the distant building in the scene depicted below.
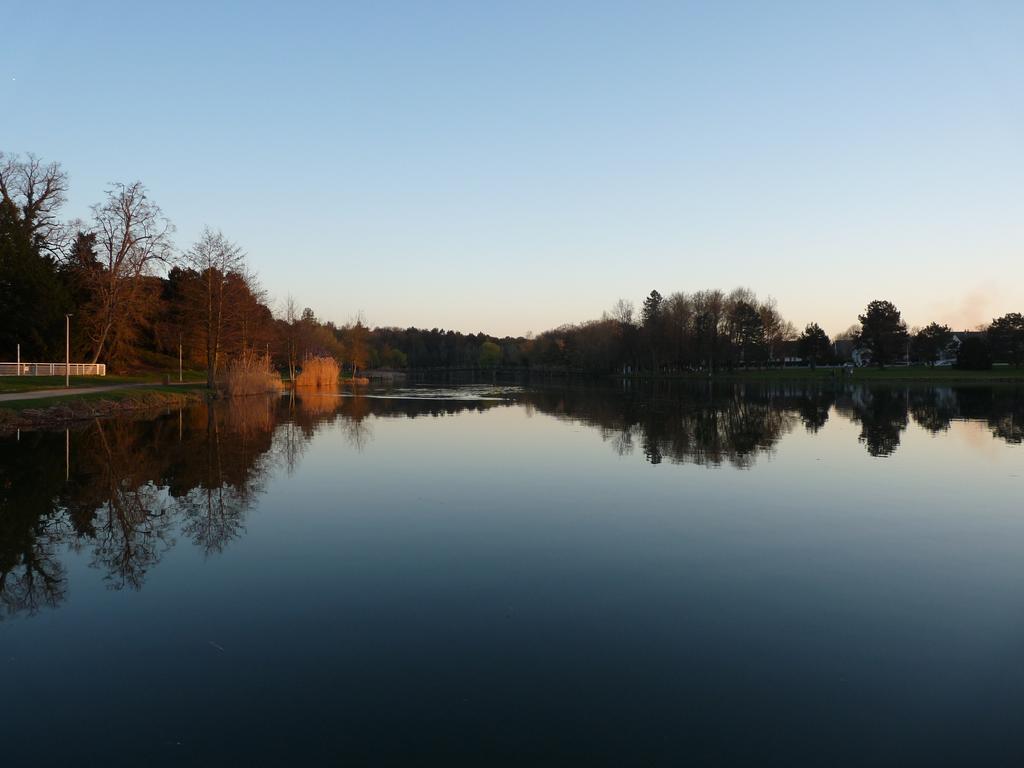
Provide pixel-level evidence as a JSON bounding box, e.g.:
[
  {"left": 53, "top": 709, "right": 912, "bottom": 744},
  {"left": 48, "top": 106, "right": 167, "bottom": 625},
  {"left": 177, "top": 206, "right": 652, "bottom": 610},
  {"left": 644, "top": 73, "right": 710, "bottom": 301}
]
[
  {"left": 835, "top": 338, "right": 897, "bottom": 367},
  {"left": 832, "top": 330, "right": 988, "bottom": 367},
  {"left": 778, "top": 340, "right": 803, "bottom": 364},
  {"left": 936, "top": 330, "right": 987, "bottom": 366}
]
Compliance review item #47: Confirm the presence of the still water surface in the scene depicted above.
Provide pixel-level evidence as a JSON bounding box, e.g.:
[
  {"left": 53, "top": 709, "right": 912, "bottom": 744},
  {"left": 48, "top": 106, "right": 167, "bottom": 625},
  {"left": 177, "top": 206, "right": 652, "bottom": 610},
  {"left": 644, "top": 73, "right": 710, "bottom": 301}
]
[{"left": 2, "top": 382, "right": 1023, "bottom": 765}]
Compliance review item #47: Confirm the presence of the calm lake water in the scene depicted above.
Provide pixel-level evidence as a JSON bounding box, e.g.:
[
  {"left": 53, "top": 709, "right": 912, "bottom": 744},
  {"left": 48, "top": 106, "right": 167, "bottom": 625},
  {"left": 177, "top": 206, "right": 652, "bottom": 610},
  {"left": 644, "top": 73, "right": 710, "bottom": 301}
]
[{"left": 2, "top": 381, "right": 1023, "bottom": 766}]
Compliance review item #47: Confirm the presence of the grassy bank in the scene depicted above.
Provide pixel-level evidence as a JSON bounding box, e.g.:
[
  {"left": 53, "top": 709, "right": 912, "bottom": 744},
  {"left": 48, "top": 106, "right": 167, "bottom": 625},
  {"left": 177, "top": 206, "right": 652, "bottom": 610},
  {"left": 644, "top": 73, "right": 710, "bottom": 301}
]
[
  {"left": 0, "top": 384, "right": 209, "bottom": 432},
  {"left": 622, "top": 366, "right": 1024, "bottom": 384},
  {"left": 0, "top": 371, "right": 208, "bottom": 394},
  {"left": 0, "top": 374, "right": 147, "bottom": 394}
]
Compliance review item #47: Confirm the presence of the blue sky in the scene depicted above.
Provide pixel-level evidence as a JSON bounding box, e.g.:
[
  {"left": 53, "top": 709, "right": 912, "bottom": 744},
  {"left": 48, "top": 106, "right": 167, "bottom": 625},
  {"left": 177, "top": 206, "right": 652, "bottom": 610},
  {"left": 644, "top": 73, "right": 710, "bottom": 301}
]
[{"left": 4, "top": 0, "right": 1022, "bottom": 336}]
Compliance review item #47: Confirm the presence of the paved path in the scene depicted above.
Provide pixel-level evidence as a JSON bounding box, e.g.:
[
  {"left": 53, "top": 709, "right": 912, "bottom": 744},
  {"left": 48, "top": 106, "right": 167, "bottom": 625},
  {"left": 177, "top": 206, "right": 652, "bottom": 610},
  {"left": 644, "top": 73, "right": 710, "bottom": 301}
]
[{"left": 0, "top": 382, "right": 161, "bottom": 403}]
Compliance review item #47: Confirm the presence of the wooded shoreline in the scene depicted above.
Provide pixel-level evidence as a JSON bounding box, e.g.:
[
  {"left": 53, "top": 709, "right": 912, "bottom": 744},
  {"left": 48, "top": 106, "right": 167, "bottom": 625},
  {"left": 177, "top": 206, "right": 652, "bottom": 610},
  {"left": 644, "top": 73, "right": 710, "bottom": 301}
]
[
  {"left": 3, "top": 363, "right": 1023, "bottom": 434},
  {"left": 5, "top": 152, "right": 1024, "bottom": 384}
]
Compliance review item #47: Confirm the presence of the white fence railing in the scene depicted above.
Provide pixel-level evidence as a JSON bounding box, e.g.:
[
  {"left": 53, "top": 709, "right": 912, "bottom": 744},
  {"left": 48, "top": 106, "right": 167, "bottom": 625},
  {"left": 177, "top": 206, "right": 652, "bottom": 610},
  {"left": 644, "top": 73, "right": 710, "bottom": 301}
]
[{"left": 0, "top": 362, "right": 106, "bottom": 377}]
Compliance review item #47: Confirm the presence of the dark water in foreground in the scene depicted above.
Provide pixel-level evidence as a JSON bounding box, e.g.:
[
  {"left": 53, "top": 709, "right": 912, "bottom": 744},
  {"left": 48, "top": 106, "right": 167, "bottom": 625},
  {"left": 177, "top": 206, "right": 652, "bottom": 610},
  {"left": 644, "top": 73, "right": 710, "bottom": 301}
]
[{"left": 2, "top": 382, "right": 1023, "bottom": 766}]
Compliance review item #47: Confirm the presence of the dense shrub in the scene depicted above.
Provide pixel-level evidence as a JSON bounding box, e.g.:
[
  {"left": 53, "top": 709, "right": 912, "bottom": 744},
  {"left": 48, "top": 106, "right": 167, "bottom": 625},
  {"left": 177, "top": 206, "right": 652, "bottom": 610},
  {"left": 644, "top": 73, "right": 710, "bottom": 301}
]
[
  {"left": 295, "top": 356, "right": 340, "bottom": 388},
  {"left": 223, "top": 353, "right": 283, "bottom": 395}
]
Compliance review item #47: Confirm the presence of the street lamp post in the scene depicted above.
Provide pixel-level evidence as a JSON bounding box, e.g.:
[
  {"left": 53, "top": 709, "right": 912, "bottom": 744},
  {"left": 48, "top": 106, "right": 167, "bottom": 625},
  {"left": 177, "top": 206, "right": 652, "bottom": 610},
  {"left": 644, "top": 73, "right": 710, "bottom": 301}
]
[{"left": 65, "top": 314, "right": 73, "bottom": 388}]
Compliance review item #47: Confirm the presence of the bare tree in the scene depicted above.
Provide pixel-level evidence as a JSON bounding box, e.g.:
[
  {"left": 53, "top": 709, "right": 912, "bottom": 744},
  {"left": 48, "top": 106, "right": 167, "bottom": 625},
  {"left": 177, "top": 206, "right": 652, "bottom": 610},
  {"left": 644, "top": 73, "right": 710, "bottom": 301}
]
[
  {"left": 344, "top": 312, "right": 370, "bottom": 379},
  {"left": 85, "top": 182, "right": 175, "bottom": 364},
  {"left": 835, "top": 324, "right": 861, "bottom": 341},
  {"left": 0, "top": 152, "right": 69, "bottom": 257},
  {"left": 610, "top": 298, "right": 635, "bottom": 325},
  {"left": 183, "top": 228, "right": 247, "bottom": 388},
  {"left": 693, "top": 289, "right": 726, "bottom": 371},
  {"left": 282, "top": 295, "right": 300, "bottom": 383},
  {"left": 759, "top": 296, "right": 795, "bottom": 365},
  {"left": 664, "top": 292, "right": 695, "bottom": 367}
]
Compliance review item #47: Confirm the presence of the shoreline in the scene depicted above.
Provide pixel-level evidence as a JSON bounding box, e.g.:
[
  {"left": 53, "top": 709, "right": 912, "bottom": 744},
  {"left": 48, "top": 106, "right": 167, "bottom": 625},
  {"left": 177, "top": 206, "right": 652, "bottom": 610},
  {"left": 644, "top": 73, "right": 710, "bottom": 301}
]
[
  {"left": 4, "top": 366, "right": 1022, "bottom": 433},
  {"left": 0, "top": 386, "right": 209, "bottom": 433},
  {"left": 610, "top": 367, "right": 1024, "bottom": 384}
]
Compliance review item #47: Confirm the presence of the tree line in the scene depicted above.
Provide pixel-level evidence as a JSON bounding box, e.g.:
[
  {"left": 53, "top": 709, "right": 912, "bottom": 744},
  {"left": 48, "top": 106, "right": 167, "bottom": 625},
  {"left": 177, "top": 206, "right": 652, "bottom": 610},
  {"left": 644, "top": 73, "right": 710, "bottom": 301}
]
[
  {"left": 527, "top": 293, "right": 1023, "bottom": 373},
  {"left": 3, "top": 150, "right": 1022, "bottom": 378},
  {"left": 0, "top": 152, "right": 395, "bottom": 378},
  {"left": 0, "top": 151, "right": 532, "bottom": 378}
]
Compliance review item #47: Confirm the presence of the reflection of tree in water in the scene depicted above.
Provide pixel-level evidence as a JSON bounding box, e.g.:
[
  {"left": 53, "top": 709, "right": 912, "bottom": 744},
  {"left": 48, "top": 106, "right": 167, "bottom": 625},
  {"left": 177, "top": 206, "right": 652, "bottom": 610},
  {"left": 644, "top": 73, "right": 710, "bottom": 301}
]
[
  {"left": 0, "top": 516, "right": 67, "bottom": 618},
  {"left": 990, "top": 404, "right": 1023, "bottom": 444},
  {"left": 84, "top": 419, "right": 176, "bottom": 590},
  {"left": 1, "top": 394, "right": 526, "bottom": 618},
  {"left": 523, "top": 383, "right": 806, "bottom": 468},
  {"left": 667, "top": 392, "right": 799, "bottom": 468},
  {"left": 967, "top": 388, "right": 1024, "bottom": 445},
  {"left": 602, "top": 424, "right": 638, "bottom": 457},
  {"left": 835, "top": 388, "right": 909, "bottom": 457},
  {"left": 796, "top": 388, "right": 836, "bottom": 433},
  {"left": 0, "top": 398, "right": 287, "bottom": 616},
  {"left": 287, "top": 391, "right": 340, "bottom": 437},
  {"left": 896, "top": 385, "right": 1024, "bottom": 448},
  {"left": 338, "top": 395, "right": 374, "bottom": 451},
  {"left": 179, "top": 484, "right": 247, "bottom": 556},
  {"left": 274, "top": 391, "right": 319, "bottom": 474},
  {"left": 3, "top": 383, "right": 1021, "bottom": 619},
  {"left": 523, "top": 382, "right": 1022, "bottom": 462},
  {"left": 0, "top": 432, "right": 69, "bottom": 618},
  {"left": 5, "top": 391, "right": 514, "bottom": 612},
  {"left": 178, "top": 402, "right": 276, "bottom": 555},
  {"left": 272, "top": 391, "right": 374, "bottom": 458},
  {"left": 846, "top": 385, "right": 1024, "bottom": 455},
  {"left": 908, "top": 387, "right": 959, "bottom": 434},
  {"left": 275, "top": 420, "right": 309, "bottom": 476},
  {"left": 289, "top": 392, "right": 511, "bottom": 454}
]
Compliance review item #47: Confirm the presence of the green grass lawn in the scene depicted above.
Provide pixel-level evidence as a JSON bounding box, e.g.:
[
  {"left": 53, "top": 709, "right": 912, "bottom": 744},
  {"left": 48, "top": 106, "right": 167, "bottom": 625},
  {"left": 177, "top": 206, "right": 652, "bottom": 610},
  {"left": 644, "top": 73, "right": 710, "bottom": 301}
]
[
  {"left": 0, "top": 374, "right": 149, "bottom": 394},
  {"left": 0, "top": 383, "right": 209, "bottom": 411},
  {"left": 0, "top": 370, "right": 208, "bottom": 394},
  {"left": 838, "top": 366, "right": 1024, "bottom": 382},
  {"left": 628, "top": 366, "right": 1024, "bottom": 383}
]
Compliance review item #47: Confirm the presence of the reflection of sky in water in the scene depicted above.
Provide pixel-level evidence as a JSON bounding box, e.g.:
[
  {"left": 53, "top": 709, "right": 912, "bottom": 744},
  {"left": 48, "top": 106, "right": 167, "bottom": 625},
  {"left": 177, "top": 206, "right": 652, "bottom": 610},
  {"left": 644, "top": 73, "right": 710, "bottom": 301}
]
[
  {"left": 1, "top": 384, "right": 1023, "bottom": 765},
  {"left": 346, "top": 385, "right": 522, "bottom": 401}
]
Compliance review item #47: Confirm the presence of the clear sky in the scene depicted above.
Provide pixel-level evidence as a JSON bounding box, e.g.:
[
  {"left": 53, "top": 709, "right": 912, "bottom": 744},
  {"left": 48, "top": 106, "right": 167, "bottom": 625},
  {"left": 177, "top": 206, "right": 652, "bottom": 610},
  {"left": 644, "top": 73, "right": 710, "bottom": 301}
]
[{"left": 4, "top": 0, "right": 1022, "bottom": 337}]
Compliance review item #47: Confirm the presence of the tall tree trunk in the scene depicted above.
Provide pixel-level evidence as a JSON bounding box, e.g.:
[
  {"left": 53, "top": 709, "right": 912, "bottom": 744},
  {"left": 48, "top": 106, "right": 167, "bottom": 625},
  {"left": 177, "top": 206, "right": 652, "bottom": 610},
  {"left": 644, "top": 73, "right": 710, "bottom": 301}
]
[
  {"left": 206, "top": 279, "right": 216, "bottom": 389},
  {"left": 91, "top": 310, "right": 113, "bottom": 365}
]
